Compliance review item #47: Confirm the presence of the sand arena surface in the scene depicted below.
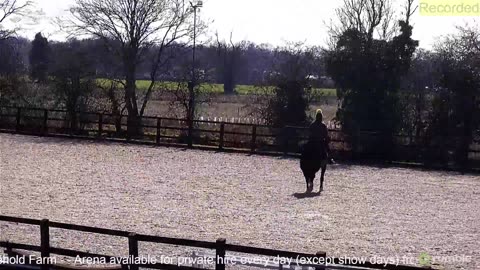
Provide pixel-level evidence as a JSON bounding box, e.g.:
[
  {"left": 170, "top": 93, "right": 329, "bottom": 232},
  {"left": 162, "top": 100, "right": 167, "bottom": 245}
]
[{"left": 0, "top": 134, "right": 479, "bottom": 269}]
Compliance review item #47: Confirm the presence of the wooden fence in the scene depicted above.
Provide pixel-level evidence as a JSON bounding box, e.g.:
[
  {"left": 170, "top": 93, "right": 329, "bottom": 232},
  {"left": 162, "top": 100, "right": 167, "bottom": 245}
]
[
  {"left": 0, "top": 106, "right": 349, "bottom": 156},
  {"left": 0, "top": 215, "right": 430, "bottom": 270},
  {"left": 0, "top": 106, "right": 478, "bottom": 171}
]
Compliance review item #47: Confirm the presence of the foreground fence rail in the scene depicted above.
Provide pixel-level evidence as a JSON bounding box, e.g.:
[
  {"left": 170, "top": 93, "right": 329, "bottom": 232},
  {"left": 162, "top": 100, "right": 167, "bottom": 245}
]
[
  {"left": 0, "top": 106, "right": 478, "bottom": 171},
  {"left": 0, "top": 215, "right": 430, "bottom": 270}
]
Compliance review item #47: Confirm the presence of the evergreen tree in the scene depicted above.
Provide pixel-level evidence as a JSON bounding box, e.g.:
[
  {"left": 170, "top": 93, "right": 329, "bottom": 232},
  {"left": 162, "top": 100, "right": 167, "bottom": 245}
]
[{"left": 29, "top": 32, "right": 50, "bottom": 82}]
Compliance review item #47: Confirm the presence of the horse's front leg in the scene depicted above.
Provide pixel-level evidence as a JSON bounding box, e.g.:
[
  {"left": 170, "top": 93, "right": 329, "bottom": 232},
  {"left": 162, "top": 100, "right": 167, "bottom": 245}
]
[
  {"left": 305, "top": 175, "right": 314, "bottom": 193},
  {"left": 305, "top": 176, "right": 311, "bottom": 192},
  {"left": 319, "top": 164, "right": 326, "bottom": 192}
]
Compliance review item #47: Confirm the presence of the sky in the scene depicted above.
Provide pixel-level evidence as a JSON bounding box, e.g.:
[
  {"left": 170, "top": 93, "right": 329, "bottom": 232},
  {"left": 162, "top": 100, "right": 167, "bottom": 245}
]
[{"left": 12, "top": 0, "right": 480, "bottom": 49}]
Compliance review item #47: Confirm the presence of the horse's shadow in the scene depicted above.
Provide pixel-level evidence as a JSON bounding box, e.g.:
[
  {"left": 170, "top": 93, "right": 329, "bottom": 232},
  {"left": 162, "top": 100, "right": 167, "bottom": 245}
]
[{"left": 292, "top": 191, "right": 322, "bottom": 199}]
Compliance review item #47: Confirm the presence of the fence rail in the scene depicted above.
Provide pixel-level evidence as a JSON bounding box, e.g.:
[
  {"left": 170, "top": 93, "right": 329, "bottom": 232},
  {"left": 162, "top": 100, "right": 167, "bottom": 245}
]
[
  {"left": 0, "top": 215, "right": 430, "bottom": 270},
  {"left": 0, "top": 106, "right": 479, "bottom": 171}
]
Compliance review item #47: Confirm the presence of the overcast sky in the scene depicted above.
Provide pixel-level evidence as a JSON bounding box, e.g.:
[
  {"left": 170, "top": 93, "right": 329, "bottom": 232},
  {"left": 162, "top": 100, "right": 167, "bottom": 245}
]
[{"left": 17, "top": 0, "right": 479, "bottom": 49}]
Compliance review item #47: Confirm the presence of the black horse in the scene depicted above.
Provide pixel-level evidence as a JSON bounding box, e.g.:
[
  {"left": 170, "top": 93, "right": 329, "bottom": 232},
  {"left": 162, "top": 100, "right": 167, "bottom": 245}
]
[{"left": 300, "top": 141, "right": 328, "bottom": 193}]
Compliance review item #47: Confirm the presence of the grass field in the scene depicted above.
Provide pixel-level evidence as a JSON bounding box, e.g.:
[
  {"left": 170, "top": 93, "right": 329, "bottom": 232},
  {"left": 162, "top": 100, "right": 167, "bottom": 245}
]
[
  {"left": 98, "top": 79, "right": 337, "bottom": 97},
  {"left": 95, "top": 79, "right": 339, "bottom": 122},
  {"left": 143, "top": 100, "right": 339, "bottom": 122}
]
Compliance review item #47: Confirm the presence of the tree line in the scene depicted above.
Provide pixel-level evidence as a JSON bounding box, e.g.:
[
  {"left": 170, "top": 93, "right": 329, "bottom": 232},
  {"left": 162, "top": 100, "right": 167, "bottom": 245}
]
[{"left": 1, "top": 35, "right": 328, "bottom": 87}]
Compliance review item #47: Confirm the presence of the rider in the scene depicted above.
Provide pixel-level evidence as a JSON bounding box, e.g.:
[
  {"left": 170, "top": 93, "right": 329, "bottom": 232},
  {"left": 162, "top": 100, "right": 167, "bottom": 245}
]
[{"left": 308, "top": 109, "right": 333, "bottom": 164}]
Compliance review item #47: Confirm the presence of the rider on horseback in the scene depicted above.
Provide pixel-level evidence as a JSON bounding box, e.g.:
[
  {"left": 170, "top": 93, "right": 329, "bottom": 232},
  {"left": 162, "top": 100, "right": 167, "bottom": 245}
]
[
  {"left": 300, "top": 109, "right": 333, "bottom": 193},
  {"left": 308, "top": 109, "right": 332, "bottom": 165}
]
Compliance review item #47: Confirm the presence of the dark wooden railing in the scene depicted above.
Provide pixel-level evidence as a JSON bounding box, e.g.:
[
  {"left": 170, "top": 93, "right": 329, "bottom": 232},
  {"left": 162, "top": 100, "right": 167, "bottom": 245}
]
[
  {"left": 0, "top": 215, "right": 430, "bottom": 270},
  {"left": 0, "top": 106, "right": 348, "bottom": 156},
  {"left": 0, "top": 106, "right": 479, "bottom": 171}
]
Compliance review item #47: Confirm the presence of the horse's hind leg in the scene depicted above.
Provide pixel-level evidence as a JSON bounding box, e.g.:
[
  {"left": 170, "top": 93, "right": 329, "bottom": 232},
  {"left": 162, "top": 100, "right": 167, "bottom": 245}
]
[{"left": 319, "top": 164, "right": 327, "bottom": 192}]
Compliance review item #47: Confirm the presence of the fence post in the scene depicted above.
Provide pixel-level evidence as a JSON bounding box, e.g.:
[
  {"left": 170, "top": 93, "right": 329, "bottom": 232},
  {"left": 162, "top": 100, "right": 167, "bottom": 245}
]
[
  {"left": 15, "top": 107, "right": 21, "bottom": 132},
  {"left": 128, "top": 233, "right": 139, "bottom": 270},
  {"left": 43, "top": 110, "right": 48, "bottom": 136},
  {"left": 188, "top": 119, "right": 193, "bottom": 148},
  {"left": 156, "top": 118, "right": 162, "bottom": 145},
  {"left": 98, "top": 113, "right": 103, "bottom": 139},
  {"left": 219, "top": 123, "right": 225, "bottom": 150},
  {"left": 250, "top": 125, "right": 257, "bottom": 153},
  {"left": 40, "top": 219, "right": 50, "bottom": 270},
  {"left": 215, "top": 238, "right": 226, "bottom": 270},
  {"left": 283, "top": 126, "right": 289, "bottom": 156},
  {"left": 126, "top": 117, "right": 130, "bottom": 142},
  {"left": 69, "top": 112, "right": 76, "bottom": 136}
]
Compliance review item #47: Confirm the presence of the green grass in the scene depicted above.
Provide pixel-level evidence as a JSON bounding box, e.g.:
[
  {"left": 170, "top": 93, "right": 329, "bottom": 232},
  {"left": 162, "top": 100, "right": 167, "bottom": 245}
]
[{"left": 98, "top": 79, "right": 337, "bottom": 97}]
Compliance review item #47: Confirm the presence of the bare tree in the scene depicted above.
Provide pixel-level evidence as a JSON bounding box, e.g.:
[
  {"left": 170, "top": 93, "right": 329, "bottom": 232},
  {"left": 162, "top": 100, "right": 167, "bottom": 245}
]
[
  {"left": 328, "top": 0, "right": 417, "bottom": 46},
  {"left": 62, "top": 0, "right": 202, "bottom": 135},
  {"left": 215, "top": 32, "right": 247, "bottom": 94},
  {"left": 402, "top": 0, "right": 417, "bottom": 26},
  {"left": 97, "top": 80, "right": 127, "bottom": 134},
  {"left": 170, "top": 82, "right": 209, "bottom": 121},
  {"left": 438, "top": 23, "right": 480, "bottom": 62},
  {"left": 0, "top": 0, "right": 36, "bottom": 40},
  {"left": 330, "top": 0, "right": 393, "bottom": 41},
  {"left": 431, "top": 22, "right": 480, "bottom": 168}
]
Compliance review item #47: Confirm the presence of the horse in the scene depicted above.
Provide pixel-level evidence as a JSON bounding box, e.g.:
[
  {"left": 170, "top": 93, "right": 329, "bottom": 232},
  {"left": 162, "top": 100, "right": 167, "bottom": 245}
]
[{"left": 300, "top": 140, "right": 328, "bottom": 193}]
